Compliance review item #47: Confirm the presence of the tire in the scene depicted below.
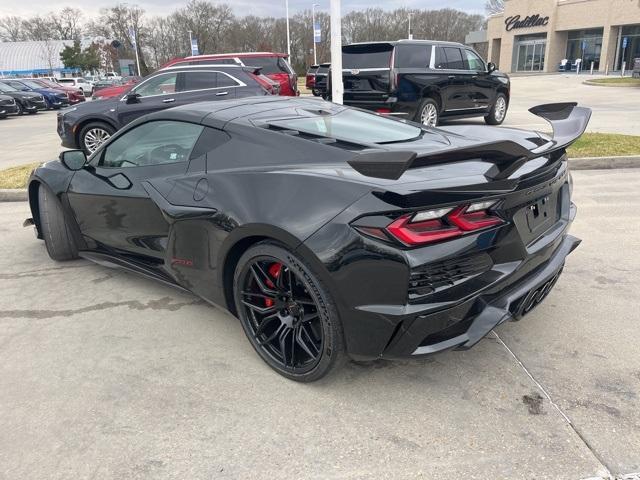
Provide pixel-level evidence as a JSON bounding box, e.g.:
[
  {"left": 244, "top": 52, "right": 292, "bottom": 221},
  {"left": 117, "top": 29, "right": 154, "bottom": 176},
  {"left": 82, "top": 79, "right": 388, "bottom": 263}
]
[
  {"left": 79, "top": 121, "right": 115, "bottom": 155},
  {"left": 27, "top": 109, "right": 37, "bottom": 115},
  {"left": 485, "top": 93, "right": 508, "bottom": 125},
  {"left": 234, "top": 242, "right": 345, "bottom": 382},
  {"left": 38, "top": 185, "right": 79, "bottom": 261},
  {"left": 15, "top": 102, "right": 24, "bottom": 116},
  {"left": 415, "top": 97, "right": 439, "bottom": 127}
]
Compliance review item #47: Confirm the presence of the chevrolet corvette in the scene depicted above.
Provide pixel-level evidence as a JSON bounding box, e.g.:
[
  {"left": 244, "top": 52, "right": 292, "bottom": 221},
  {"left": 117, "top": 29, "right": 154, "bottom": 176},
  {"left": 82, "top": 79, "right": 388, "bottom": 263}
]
[{"left": 25, "top": 97, "right": 590, "bottom": 381}]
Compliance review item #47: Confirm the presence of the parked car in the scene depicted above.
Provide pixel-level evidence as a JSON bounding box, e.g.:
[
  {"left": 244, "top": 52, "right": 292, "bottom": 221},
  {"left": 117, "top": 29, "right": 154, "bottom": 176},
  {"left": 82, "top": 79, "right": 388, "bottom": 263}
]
[
  {"left": 338, "top": 40, "right": 510, "bottom": 126},
  {"left": 57, "top": 77, "right": 94, "bottom": 95},
  {"left": 0, "top": 82, "right": 46, "bottom": 114},
  {"left": 104, "top": 72, "right": 122, "bottom": 81},
  {"left": 28, "top": 97, "right": 589, "bottom": 381},
  {"left": 313, "top": 63, "right": 330, "bottom": 97},
  {"left": 163, "top": 52, "right": 298, "bottom": 96},
  {"left": 58, "top": 65, "right": 272, "bottom": 154},
  {"left": 0, "top": 94, "right": 19, "bottom": 118},
  {"left": 305, "top": 64, "right": 321, "bottom": 96},
  {"left": 91, "top": 78, "right": 139, "bottom": 100},
  {"left": 0, "top": 79, "right": 70, "bottom": 109},
  {"left": 26, "top": 78, "right": 85, "bottom": 104}
]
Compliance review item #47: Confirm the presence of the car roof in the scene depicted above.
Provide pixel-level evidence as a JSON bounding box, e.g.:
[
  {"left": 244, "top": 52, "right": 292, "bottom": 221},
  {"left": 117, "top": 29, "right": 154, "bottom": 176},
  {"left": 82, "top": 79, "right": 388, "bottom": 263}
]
[
  {"left": 143, "top": 97, "right": 336, "bottom": 129},
  {"left": 184, "top": 52, "right": 288, "bottom": 60},
  {"left": 159, "top": 64, "right": 252, "bottom": 72},
  {"left": 345, "top": 39, "right": 465, "bottom": 48}
]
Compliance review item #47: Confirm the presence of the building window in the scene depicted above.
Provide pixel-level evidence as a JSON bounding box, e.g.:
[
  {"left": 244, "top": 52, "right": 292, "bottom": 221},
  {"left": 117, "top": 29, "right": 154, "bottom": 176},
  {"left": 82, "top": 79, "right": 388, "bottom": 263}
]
[
  {"left": 565, "top": 28, "right": 604, "bottom": 70},
  {"left": 618, "top": 25, "right": 640, "bottom": 71}
]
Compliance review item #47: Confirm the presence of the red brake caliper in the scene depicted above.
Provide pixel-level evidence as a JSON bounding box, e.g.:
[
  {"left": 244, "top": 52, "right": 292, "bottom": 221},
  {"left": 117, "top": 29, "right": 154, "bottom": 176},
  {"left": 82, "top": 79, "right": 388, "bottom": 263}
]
[{"left": 264, "top": 263, "right": 282, "bottom": 307}]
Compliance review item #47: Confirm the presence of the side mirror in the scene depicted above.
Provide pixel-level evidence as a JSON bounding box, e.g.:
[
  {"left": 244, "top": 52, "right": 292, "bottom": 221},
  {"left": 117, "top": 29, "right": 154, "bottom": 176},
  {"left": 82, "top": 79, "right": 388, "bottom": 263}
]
[
  {"left": 59, "top": 150, "right": 87, "bottom": 171},
  {"left": 21, "top": 87, "right": 30, "bottom": 91},
  {"left": 125, "top": 92, "right": 141, "bottom": 104},
  {"left": 487, "top": 62, "right": 497, "bottom": 74}
]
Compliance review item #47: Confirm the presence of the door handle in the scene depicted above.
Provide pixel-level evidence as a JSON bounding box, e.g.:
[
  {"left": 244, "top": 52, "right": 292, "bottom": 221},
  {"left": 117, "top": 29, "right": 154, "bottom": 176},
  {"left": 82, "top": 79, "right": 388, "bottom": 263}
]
[
  {"left": 162, "top": 98, "right": 175, "bottom": 103},
  {"left": 216, "top": 91, "right": 229, "bottom": 96}
]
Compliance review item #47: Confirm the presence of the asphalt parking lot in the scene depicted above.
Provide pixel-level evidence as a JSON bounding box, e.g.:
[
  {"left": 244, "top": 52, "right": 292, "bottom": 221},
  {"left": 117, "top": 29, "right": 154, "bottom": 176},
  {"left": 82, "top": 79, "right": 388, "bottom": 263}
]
[
  {"left": 0, "top": 169, "right": 639, "bottom": 479},
  {"left": 1, "top": 74, "right": 639, "bottom": 170}
]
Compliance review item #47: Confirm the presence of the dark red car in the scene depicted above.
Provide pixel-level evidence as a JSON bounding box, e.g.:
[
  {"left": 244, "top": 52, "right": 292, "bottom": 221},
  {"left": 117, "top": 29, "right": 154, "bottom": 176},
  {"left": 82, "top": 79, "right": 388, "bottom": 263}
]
[
  {"left": 162, "top": 52, "right": 298, "bottom": 96},
  {"left": 91, "top": 80, "right": 138, "bottom": 101},
  {"left": 26, "top": 78, "right": 85, "bottom": 104}
]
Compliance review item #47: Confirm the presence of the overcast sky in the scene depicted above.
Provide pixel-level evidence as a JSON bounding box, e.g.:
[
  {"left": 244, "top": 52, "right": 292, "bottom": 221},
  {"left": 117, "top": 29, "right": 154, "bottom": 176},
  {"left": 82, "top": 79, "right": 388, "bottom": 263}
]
[{"left": 3, "top": 0, "right": 486, "bottom": 19}]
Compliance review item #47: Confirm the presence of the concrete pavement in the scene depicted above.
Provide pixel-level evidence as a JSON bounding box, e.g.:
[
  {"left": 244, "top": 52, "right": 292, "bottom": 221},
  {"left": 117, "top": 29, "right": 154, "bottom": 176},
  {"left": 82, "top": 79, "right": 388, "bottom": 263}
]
[{"left": 0, "top": 169, "right": 638, "bottom": 479}]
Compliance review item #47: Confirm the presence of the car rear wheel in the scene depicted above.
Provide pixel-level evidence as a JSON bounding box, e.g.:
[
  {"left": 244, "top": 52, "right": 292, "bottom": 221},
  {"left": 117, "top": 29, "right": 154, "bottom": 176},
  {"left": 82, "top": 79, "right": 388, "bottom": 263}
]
[
  {"left": 416, "top": 98, "right": 439, "bottom": 127},
  {"left": 485, "top": 93, "right": 508, "bottom": 125},
  {"left": 234, "top": 242, "right": 345, "bottom": 382},
  {"left": 80, "top": 122, "right": 114, "bottom": 155},
  {"left": 38, "top": 185, "right": 79, "bottom": 261}
]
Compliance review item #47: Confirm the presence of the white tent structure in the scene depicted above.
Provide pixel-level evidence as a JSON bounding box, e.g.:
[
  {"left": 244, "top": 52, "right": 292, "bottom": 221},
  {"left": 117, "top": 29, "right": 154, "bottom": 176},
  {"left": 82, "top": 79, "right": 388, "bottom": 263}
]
[{"left": 0, "top": 39, "right": 96, "bottom": 77}]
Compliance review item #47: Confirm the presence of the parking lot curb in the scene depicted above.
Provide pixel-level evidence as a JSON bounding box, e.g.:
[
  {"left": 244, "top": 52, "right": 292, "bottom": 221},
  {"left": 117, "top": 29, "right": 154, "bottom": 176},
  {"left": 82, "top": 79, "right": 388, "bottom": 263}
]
[
  {"left": 569, "top": 155, "right": 640, "bottom": 170},
  {"left": 0, "top": 189, "right": 28, "bottom": 202},
  {"left": 0, "top": 156, "right": 638, "bottom": 203}
]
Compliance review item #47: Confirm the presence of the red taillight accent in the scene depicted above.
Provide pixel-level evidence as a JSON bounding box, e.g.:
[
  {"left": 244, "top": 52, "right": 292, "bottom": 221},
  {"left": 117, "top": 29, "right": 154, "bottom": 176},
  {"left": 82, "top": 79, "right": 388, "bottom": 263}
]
[
  {"left": 378, "top": 204, "right": 503, "bottom": 246},
  {"left": 387, "top": 215, "right": 461, "bottom": 245},
  {"left": 448, "top": 206, "right": 503, "bottom": 231},
  {"left": 376, "top": 108, "right": 392, "bottom": 114}
]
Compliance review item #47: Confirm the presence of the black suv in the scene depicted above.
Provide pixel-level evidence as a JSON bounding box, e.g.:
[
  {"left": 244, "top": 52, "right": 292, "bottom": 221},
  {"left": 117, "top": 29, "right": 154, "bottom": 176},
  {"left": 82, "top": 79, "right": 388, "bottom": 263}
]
[
  {"left": 58, "top": 65, "right": 270, "bottom": 154},
  {"left": 340, "top": 40, "right": 510, "bottom": 126}
]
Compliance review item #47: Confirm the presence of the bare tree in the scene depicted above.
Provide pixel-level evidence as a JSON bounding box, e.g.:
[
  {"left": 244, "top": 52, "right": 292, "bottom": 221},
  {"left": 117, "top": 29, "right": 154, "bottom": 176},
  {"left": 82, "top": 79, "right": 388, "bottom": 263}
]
[
  {"left": 51, "top": 7, "right": 84, "bottom": 40},
  {"left": 39, "top": 39, "right": 59, "bottom": 74},
  {"left": 21, "top": 15, "right": 56, "bottom": 41},
  {"left": 0, "top": 16, "right": 25, "bottom": 41},
  {"left": 485, "top": 0, "right": 505, "bottom": 15}
]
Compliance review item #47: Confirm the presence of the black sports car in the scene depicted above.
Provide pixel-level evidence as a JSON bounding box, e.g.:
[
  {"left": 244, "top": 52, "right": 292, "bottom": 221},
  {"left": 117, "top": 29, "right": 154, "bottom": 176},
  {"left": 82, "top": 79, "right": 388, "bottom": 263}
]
[{"left": 25, "top": 97, "right": 589, "bottom": 382}]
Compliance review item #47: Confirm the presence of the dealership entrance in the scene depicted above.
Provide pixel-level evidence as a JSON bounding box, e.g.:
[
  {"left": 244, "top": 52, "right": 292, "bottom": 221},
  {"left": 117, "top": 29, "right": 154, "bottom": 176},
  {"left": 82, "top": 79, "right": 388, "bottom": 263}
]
[{"left": 514, "top": 34, "right": 547, "bottom": 72}]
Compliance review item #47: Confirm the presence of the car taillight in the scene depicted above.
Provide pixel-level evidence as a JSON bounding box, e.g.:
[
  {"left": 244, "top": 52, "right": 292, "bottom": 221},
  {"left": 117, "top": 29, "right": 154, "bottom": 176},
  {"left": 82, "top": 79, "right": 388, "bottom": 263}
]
[
  {"left": 376, "top": 108, "right": 392, "bottom": 114},
  {"left": 356, "top": 201, "right": 503, "bottom": 247}
]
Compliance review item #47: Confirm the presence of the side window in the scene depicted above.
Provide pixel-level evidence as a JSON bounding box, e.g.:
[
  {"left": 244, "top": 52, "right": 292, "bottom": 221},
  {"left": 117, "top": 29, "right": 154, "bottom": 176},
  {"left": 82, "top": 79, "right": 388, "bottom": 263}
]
[
  {"left": 133, "top": 73, "right": 178, "bottom": 97},
  {"left": 134, "top": 73, "right": 177, "bottom": 97},
  {"left": 216, "top": 72, "right": 240, "bottom": 88},
  {"left": 464, "top": 50, "right": 485, "bottom": 71},
  {"left": 442, "top": 47, "right": 465, "bottom": 70},
  {"left": 100, "top": 121, "right": 204, "bottom": 168},
  {"left": 435, "top": 47, "right": 446, "bottom": 69},
  {"left": 180, "top": 71, "right": 217, "bottom": 91},
  {"left": 395, "top": 45, "right": 432, "bottom": 68}
]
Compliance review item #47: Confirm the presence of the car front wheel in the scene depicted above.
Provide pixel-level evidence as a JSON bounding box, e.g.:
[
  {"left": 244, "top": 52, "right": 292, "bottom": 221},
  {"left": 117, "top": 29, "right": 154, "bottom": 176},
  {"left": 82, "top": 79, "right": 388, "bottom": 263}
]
[
  {"left": 38, "top": 185, "right": 79, "bottom": 261},
  {"left": 234, "top": 242, "right": 345, "bottom": 382},
  {"left": 416, "top": 98, "right": 439, "bottom": 127},
  {"left": 15, "top": 102, "right": 23, "bottom": 115},
  {"left": 79, "top": 122, "right": 114, "bottom": 154},
  {"left": 485, "top": 93, "right": 508, "bottom": 125}
]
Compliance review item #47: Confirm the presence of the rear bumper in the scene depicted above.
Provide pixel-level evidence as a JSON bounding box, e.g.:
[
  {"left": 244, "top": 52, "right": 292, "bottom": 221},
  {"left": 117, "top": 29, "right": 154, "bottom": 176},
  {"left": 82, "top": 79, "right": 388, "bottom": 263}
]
[
  {"left": 380, "top": 234, "right": 580, "bottom": 359},
  {"left": 57, "top": 114, "right": 78, "bottom": 149}
]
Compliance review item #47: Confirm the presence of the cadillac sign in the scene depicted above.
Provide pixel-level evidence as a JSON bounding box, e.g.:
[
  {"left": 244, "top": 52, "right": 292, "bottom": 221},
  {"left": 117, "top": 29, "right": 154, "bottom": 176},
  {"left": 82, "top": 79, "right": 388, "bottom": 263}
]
[{"left": 505, "top": 14, "right": 550, "bottom": 31}]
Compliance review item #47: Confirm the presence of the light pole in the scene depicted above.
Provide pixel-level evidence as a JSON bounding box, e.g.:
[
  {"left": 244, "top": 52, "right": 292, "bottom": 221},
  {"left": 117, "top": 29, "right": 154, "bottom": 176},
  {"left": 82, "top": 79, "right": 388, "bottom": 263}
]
[
  {"left": 285, "top": 0, "right": 291, "bottom": 59},
  {"left": 312, "top": 3, "right": 320, "bottom": 65},
  {"left": 330, "top": 0, "right": 343, "bottom": 104},
  {"left": 408, "top": 12, "right": 413, "bottom": 40},
  {"left": 188, "top": 30, "right": 193, "bottom": 56}
]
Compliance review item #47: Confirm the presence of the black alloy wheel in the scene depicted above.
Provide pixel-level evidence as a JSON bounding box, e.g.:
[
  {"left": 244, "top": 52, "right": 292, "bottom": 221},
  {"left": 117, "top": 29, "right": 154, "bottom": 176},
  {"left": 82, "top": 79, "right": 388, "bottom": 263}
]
[
  {"left": 234, "top": 243, "right": 344, "bottom": 382},
  {"left": 15, "top": 102, "right": 23, "bottom": 115}
]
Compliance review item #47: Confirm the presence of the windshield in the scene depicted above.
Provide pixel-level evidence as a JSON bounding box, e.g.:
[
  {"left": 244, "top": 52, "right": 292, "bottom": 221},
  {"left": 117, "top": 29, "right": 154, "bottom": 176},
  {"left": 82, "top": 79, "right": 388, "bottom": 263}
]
[
  {"left": 21, "top": 80, "right": 43, "bottom": 89},
  {"left": 242, "top": 56, "right": 292, "bottom": 75},
  {"left": 0, "top": 83, "right": 17, "bottom": 93},
  {"left": 343, "top": 44, "right": 393, "bottom": 69},
  {"left": 268, "top": 109, "right": 422, "bottom": 144}
]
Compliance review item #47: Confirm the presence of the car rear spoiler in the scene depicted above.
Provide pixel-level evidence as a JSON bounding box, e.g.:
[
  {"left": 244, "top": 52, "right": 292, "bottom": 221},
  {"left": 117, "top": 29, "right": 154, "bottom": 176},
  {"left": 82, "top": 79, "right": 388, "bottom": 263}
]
[{"left": 347, "top": 102, "right": 591, "bottom": 181}]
